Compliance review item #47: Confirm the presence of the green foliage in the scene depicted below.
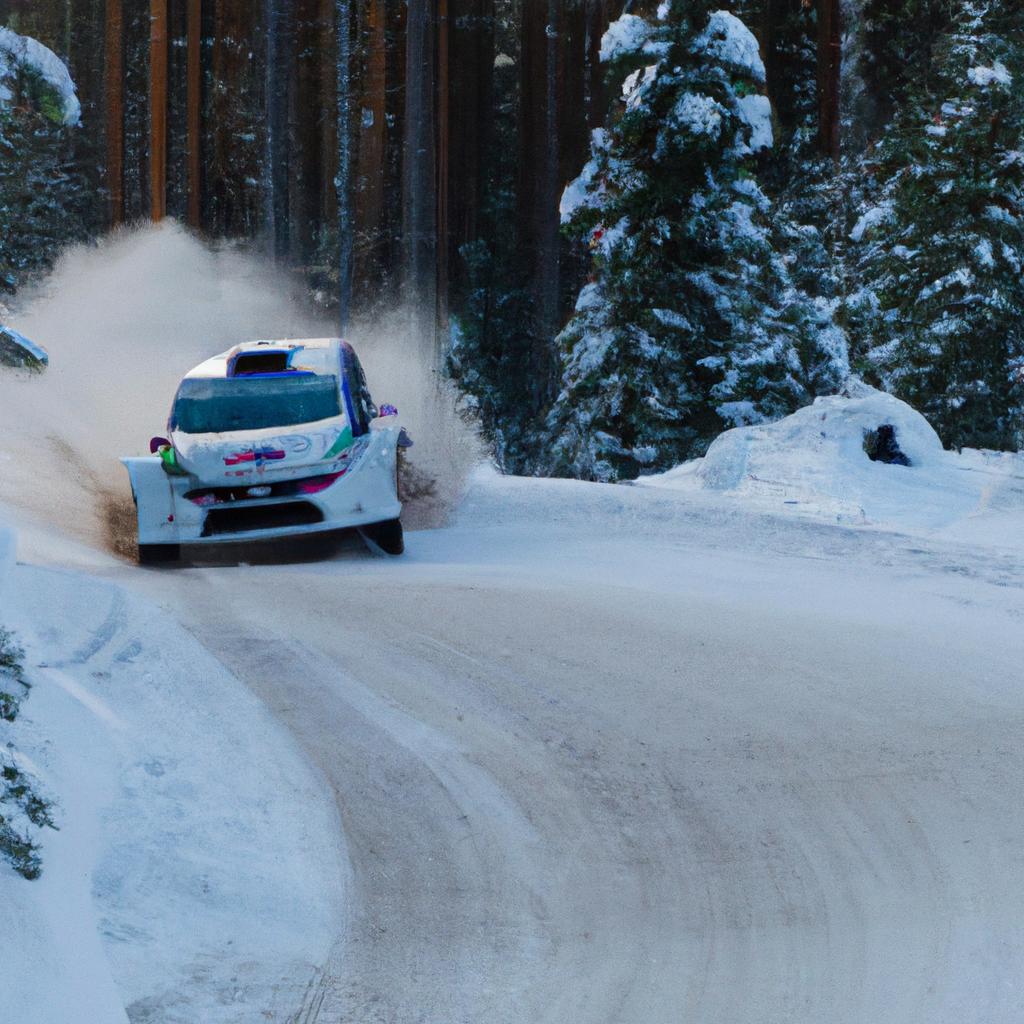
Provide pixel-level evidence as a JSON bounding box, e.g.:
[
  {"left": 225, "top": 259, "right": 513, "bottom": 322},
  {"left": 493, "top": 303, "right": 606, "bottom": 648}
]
[
  {"left": 540, "top": 7, "right": 846, "bottom": 481},
  {"left": 448, "top": 240, "right": 536, "bottom": 469},
  {"left": 847, "top": 0, "right": 1024, "bottom": 451},
  {"left": 445, "top": 5, "right": 544, "bottom": 472},
  {"left": 0, "top": 626, "right": 27, "bottom": 721},
  {"left": 0, "top": 626, "right": 55, "bottom": 881},
  {"left": 855, "top": 0, "right": 958, "bottom": 140}
]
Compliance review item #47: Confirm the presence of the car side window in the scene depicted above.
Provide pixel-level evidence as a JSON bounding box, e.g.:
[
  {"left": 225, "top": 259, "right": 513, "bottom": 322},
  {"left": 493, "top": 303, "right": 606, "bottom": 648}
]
[{"left": 341, "top": 343, "right": 376, "bottom": 435}]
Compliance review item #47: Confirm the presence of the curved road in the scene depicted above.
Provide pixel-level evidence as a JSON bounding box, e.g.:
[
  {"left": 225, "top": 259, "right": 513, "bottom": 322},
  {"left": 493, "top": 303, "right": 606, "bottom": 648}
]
[{"left": 119, "top": 477, "right": 1024, "bottom": 1024}]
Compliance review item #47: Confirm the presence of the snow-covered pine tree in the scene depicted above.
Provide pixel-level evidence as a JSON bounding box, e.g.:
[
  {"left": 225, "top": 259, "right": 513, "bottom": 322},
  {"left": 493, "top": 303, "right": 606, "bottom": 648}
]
[
  {"left": 847, "top": 0, "right": 1024, "bottom": 452},
  {"left": 0, "top": 27, "right": 88, "bottom": 292},
  {"left": 540, "top": 3, "right": 847, "bottom": 482}
]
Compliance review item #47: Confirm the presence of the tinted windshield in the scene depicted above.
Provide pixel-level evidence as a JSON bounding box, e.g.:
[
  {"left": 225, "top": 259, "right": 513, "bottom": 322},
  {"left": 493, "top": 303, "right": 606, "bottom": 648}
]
[{"left": 172, "top": 375, "right": 343, "bottom": 434}]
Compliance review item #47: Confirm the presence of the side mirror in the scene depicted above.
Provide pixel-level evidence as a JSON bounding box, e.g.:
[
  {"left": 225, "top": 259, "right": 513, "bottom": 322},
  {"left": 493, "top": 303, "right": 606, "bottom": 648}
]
[{"left": 150, "top": 436, "right": 170, "bottom": 454}]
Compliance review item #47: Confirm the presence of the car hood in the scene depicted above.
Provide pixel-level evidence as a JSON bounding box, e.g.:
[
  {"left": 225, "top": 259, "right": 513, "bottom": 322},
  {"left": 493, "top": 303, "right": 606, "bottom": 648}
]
[{"left": 171, "top": 417, "right": 355, "bottom": 482}]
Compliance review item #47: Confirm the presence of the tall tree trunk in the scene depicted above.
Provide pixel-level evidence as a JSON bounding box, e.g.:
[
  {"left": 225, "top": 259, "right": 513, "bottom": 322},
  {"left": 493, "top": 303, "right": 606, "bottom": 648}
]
[
  {"left": 817, "top": 0, "right": 841, "bottom": 161},
  {"left": 354, "top": 0, "right": 387, "bottom": 300},
  {"left": 186, "top": 0, "right": 202, "bottom": 227},
  {"left": 336, "top": 0, "right": 353, "bottom": 334},
  {"left": 436, "top": 0, "right": 450, "bottom": 328},
  {"left": 585, "top": 0, "right": 611, "bottom": 132},
  {"left": 448, "top": 0, "right": 494, "bottom": 276},
  {"left": 265, "top": 0, "right": 293, "bottom": 259},
  {"left": 518, "top": 0, "right": 563, "bottom": 406},
  {"left": 150, "top": 0, "right": 168, "bottom": 221},
  {"left": 540, "top": 0, "right": 559, "bottom": 358},
  {"left": 319, "top": 0, "right": 338, "bottom": 242},
  {"left": 761, "top": 0, "right": 781, "bottom": 110},
  {"left": 403, "top": 0, "right": 436, "bottom": 323},
  {"left": 105, "top": 0, "right": 124, "bottom": 226}
]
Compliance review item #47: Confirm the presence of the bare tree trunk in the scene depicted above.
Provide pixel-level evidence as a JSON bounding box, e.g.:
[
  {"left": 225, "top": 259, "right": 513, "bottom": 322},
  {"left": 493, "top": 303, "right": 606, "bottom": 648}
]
[
  {"left": 518, "top": 0, "right": 563, "bottom": 406},
  {"left": 585, "top": 0, "right": 611, "bottom": 132},
  {"left": 336, "top": 0, "right": 353, "bottom": 334},
  {"left": 436, "top": 0, "right": 450, "bottom": 328},
  {"left": 186, "top": 0, "right": 202, "bottom": 227},
  {"left": 105, "top": 0, "right": 124, "bottom": 226},
  {"left": 264, "top": 0, "right": 293, "bottom": 259},
  {"left": 150, "top": 0, "right": 168, "bottom": 221},
  {"left": 448, "top": 0, "right": 494, "bottom": 263},
  {"left": 817, "top": 0, "right": 841, "bottom": 161},
  {"left": 403, "top": 0, "right": 436, "bottom": 325},
  {"left": 354, "top": 0, "right": 387, "bottom": 299}
]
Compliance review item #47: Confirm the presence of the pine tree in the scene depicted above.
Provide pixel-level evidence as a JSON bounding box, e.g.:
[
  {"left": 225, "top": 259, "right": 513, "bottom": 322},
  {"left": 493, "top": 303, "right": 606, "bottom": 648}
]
[
  {"left": 847, "top": 0, "right": 1024, "bottom": 451},
  {"left": 541, "top": 3, "right": 847, "bottom": 482},
  {"left": 854, "top": 0, "right": 956, "bottom": 142},
  {"left": 0, "top": 29, "right": 89, "bottom": 291}
]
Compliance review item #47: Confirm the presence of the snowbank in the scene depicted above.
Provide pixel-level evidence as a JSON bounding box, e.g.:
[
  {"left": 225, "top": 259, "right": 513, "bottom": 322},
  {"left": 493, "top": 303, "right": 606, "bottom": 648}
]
[
  {"left": 0, "top": 27, "right": 81, "bottom": 125},
  {"left": 0, "top": 517, "right": 348, "bottom": 1022},
  {"left": 640, "top": 380, "right": 1024, "bottom": 538}
]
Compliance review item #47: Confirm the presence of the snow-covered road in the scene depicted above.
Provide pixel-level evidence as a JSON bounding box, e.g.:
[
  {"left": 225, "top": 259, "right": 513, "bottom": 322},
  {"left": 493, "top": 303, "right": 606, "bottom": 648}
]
[
  {"left": 6, "top": 228, "right": 1022, "bottom": 1021},
  {"left": 97, "top": 469, "right": 1024, "bottom": 1024}
]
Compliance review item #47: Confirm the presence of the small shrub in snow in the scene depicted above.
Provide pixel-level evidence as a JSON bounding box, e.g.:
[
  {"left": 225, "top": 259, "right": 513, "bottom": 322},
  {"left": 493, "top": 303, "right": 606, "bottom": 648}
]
[
  {"left": 0, "top": 626, "right": 26, "bottom": 721},
  {"left": 0, "top": 627, "right": 55, "bottom": 881}
]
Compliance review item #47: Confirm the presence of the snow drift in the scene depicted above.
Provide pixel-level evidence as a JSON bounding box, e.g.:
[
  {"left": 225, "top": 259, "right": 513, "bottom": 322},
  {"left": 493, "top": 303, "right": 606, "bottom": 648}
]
[{"left": 642, "top": 379, "right": 1024, "bottom": 537}]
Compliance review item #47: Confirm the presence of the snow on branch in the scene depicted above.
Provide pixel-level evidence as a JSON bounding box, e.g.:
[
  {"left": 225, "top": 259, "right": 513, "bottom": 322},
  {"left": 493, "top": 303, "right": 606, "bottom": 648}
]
[{"left": 0, "top": 27, "right": 80, "bottom": 126}]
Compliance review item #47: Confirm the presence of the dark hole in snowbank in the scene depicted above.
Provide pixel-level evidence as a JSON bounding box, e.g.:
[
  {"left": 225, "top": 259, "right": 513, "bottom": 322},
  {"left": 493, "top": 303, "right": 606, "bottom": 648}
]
[{"left": 863, "top": 424, "right": 911, "bottom": 466}]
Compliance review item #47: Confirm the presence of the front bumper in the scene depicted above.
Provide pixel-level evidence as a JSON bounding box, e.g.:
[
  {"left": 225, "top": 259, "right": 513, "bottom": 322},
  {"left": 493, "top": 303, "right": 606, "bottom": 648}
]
[{"left": 123, "top": 425, "right": 401, "bottom": 546}]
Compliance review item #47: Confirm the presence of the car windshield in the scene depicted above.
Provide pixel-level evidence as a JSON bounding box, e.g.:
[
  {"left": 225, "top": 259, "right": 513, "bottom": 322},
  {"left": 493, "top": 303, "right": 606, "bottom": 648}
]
[{"left": 172, "top": 374, "right": 343, "bottom": 434}]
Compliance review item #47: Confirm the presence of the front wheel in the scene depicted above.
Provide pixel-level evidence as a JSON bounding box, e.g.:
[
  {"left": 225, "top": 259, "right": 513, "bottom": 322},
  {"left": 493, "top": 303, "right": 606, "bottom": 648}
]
[
  {"left": 138, "top": 543, "right": 181, "bottom": 565},
  {"left": 363, "top": 518, "right": 404, "bottom": 556}
]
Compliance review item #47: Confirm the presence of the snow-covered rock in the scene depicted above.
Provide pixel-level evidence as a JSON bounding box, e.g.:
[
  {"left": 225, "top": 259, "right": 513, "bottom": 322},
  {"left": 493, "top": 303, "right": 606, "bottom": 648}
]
[
  {"left": 641, "top": 380, "right": 1024, "bottom": 535},
  {"left": 0, "top": 27, "right": 81, "bottom": 125}
]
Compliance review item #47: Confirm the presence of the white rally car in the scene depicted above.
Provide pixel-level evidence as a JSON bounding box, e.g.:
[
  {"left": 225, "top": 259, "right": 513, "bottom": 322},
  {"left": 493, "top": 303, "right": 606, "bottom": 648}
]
[{"left": 122, "top": 338, "right": 406, "bottom": 563}]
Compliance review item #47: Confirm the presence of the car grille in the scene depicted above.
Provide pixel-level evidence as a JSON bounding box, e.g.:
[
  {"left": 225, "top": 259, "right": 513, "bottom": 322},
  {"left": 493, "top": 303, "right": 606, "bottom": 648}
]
[{"left": 201, "top": 501, "right": 324, "bottom": 537}]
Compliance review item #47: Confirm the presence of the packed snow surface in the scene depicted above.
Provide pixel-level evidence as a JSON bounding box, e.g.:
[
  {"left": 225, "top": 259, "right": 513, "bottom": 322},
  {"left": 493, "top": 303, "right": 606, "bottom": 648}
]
[
  {"left": 0, "top": 27, "right": 81, "bottom": 125},
  {"left": 0, "top": 522, "right": 348, "bottom": 1023}
]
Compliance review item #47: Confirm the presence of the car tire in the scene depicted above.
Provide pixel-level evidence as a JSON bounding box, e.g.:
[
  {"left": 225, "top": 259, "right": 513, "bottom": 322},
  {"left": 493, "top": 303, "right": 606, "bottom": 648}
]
[
  {"left": 138, "top": 543, "right": 181, "bottom": 565},
  {"left": 365, "top": 518, "right": 404, "bottom": 556}
]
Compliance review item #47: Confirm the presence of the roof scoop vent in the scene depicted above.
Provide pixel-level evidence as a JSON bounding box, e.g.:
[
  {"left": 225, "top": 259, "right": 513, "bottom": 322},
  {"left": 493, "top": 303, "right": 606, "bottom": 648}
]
[{"left": 230, "top": 350, "right": 291, "bottom": 376}]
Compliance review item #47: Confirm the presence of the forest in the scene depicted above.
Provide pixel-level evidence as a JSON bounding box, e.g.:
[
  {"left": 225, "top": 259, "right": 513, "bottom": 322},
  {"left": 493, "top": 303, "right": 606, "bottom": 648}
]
[{"left": 1, "top": 0, "right": 1022, "bottom": 480}]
